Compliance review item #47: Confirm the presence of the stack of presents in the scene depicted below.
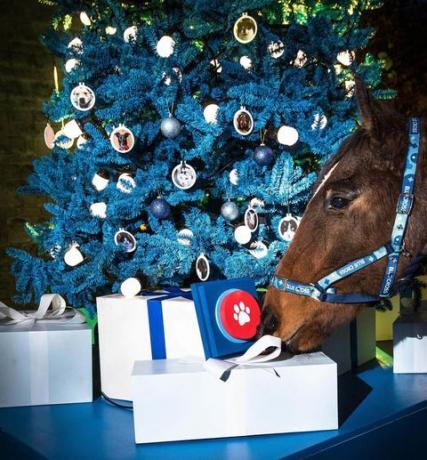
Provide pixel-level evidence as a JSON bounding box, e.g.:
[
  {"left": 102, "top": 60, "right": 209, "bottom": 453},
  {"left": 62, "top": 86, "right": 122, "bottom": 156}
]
[{"left": 1, "top": 277, "right": 426, "bottom": 444}]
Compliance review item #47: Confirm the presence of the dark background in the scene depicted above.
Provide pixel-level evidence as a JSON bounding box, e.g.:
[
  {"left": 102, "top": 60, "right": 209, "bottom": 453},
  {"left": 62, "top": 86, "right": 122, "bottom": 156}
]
[{"left": 0, "top": 0, "right": 426, "bottom": 305}]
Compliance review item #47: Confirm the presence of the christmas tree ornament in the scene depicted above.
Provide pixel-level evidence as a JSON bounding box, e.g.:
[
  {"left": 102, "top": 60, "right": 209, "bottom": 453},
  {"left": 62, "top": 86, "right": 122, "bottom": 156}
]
[
  {"left": 249, "top": 197, "right": 265, "bottom": 209},
  {"left": 63, "top": 119, "right": 83, "bottom": 139},
  {"left": 177, "top": 228, "right": 193, "bottom": 246},
  {"left": 254, "top": 144, "right": 273, "bottom": 165},
  {"left": 110, "top": 125, "right": 135, "bottom": 153},
  {"left": 277, "top": 125, "right": 299, "bottom": 146},
  {"left": 64, "top": 242, "right": 84, "bottom": 267},
  {"left": 233, "top": 13, "right": 257, "bottom": 44},
  {"left": 345, "top": 80, "right": 356, "bottom": 97},
  {"left": 171, "top": 161, "right": 197, "bottom": 190},
  {"left": 278, "top": 213, "right": 300, "bottom": 242},
  {"left": 123, "top": 26, "right": 138, "bottom": 43},
  {"left": 120, "top": 277, "right": 141, "bottom": 298},
  {"left": 114, "top": 229, "right": 137, "bottom": 253},
  {"left": 156, "top": 35, "right": 175, "bottom": 58},
  {"left": 105, "top": 26, "right": 117, "bottom": 35},
  {"left": 244, "top": 207, "right": 258, "bottom": 232},
  {"left": 195, "top": 253, "right": 210, "bottom": 281},
  {"left": 76, "top": 135, "right": 87, "bottom": 148},
  {"left": 239, "top": 56, "right": 252, "bottom": 69},
  {"left": 203, "top": 103, "right": 219, "bottom": 124},
  {"left": 161, "top": 116, "right": 182, "bottom": 139},
  {"left": 234, "top": 225, "right": 252, "bottom": 244},
  {"left": 233, "top": 107, "right": 253, "bottom": 136},
  {"left": 221, "top": 201, "right": 239, "bottom": 221},
  {"left": 90, "top": 202, "right": 107, "bottom": 218},
  {"left": 92, "top": 170, "right": 109, "bottom": 191},
  {"left": 210, "top": 59, "right": 222, "bottom": 73},
  {"left": 117, "top": 173, "right": 136, "bottom": 193},
  {"left": 248, "top": 241, "right": 268, "bottom": 259},
  {"left": 229, "top": 169, "right": 239, "bottom": 185},
  {"left": 267, "top": 40, "right": 284, "bottom": 59},
  {"left": 150, "top": 197, "right": 171, "bottom": 219},
  {"left": 311, "top": 113, "right": 328, "bottom": 130},
  {"left": 337, "top": 50, "right": 355, "bottom": 66},
  {"left": 293, "top": 50, "right": 307, "bottom": 68},
  {"left": 140, "top": 223, "right": 148, "bottom": 231},
  {"left": 79, "top": 11, "right": 91, "bottom": 26},
  {"left": 67, "top": 37, "right": 83, "bottom": 53},
  {"left": 70, "top": 83, "right": 95, "bottom": 111},
  {"left": 65, "top": 58, "right": 80, "bottom": 73},
  {"left": 44, "top": 123, "right": 55, "bottom": 149},
  {"left": 54, "top": 130, "right": 74, "bottom": 149}
]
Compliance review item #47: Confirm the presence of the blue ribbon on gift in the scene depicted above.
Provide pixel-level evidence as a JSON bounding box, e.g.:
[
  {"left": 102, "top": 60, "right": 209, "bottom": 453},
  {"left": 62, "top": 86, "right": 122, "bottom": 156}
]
[{"left": 141, "top": 287, "right": 193, "bottom": 360}]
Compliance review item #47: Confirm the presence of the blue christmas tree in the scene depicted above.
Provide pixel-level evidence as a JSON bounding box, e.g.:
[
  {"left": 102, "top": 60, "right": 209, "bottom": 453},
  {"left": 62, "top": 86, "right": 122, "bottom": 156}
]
[{"left": 8, "top": 0, "right": 390, "bottom": 312}]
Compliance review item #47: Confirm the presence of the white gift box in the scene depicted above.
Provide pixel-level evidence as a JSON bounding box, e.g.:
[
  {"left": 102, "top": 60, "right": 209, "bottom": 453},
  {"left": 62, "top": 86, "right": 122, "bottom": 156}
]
[
  {"left": 0, "top": 322, "right": 92, "bottom": 408},
  {"left": 322, "top": 307, "right": 376, "bottom": 374},
  {"left": 132, "top": 352, "right": 338, "bottom": 443},
  {"left": 393, "top": 313, "right": 427, "bottom": 373},
  {"left": 97, "top": 293, "right": 204, "bottom": 401}
]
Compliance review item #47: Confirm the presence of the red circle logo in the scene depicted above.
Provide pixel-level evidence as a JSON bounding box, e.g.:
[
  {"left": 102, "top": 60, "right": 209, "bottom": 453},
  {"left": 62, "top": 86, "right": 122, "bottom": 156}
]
[{"left": 218, "top": 290, "right": 261, "bottom": 340}]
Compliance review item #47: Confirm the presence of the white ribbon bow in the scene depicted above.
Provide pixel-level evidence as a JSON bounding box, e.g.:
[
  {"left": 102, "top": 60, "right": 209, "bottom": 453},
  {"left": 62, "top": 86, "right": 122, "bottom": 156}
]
[
  {"left": 204, "top": 335, "right": 283, "bottom": 381},
  {"left": 0, "top": 294, "right": 85, "bottom": 326}
]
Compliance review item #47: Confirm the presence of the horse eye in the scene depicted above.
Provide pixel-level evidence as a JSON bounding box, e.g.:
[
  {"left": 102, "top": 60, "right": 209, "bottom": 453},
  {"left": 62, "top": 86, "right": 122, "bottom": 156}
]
[{"left": 329, "top": 196, "right": 351, "bottom": 209}]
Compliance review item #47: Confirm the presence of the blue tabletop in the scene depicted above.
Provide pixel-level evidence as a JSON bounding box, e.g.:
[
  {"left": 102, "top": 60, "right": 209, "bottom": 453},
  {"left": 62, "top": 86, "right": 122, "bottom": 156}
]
[{"left": 1, "top": 362, "right": 427, "bottom": 460}]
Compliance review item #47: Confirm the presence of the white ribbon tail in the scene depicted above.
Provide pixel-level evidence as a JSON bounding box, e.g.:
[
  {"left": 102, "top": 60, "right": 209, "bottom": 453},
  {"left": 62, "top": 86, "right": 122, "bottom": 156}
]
[{"left": 204, "top": 335, "right": 282, "bottom": 381}]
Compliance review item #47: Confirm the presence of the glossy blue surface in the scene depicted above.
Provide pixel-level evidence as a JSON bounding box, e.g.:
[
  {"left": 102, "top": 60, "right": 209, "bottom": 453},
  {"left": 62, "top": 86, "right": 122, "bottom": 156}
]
[{"left": 1, "top": 362, "right": 427, "bottom": 460}]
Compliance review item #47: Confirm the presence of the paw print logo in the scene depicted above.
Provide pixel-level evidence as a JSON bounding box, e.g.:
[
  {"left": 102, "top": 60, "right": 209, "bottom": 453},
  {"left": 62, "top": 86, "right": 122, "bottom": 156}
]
[{"left": 233, "top": 302, "right": 251, "bottom": 326}]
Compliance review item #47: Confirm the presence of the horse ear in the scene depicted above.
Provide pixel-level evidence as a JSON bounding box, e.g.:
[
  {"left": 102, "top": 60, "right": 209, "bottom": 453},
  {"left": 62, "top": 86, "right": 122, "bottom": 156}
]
[{"left": 354, "top": 76, "right": 381, "bottom": 135}]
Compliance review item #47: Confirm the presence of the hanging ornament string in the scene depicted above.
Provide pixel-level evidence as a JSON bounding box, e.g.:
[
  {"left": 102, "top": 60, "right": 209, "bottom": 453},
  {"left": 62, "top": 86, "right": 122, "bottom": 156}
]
[{"left": 53, "top": 65, "right": 59, "bottom": 95}]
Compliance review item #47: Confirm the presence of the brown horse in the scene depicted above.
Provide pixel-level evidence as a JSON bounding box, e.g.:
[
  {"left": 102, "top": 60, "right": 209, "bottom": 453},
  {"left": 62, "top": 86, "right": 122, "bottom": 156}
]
[{"left": 259, "top": 78, "right": 427, "bottom": 353}]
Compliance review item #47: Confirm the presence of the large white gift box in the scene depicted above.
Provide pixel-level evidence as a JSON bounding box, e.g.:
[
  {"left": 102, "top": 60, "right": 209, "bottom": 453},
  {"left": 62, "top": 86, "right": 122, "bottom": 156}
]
[
  {"left": 97, "top": 292, "right": 204, "bottom": 401},
  {"left": 0, "top": 295, "right": 92, "bottom": 408},
  {"left": 393, "top": 313, "right": 427, "bottom": 373},
  {"left": 132, "top": 352, "right": 338, "bottom": 443},
  {"left": 322, "top": 307, "right": 376, "bottom": 374}
]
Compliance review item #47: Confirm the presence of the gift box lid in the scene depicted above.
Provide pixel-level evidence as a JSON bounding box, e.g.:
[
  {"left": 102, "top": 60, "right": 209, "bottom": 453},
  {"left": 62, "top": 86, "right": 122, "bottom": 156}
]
[{"left": 191, "top": 278, "right": 261, "bottom": 359}]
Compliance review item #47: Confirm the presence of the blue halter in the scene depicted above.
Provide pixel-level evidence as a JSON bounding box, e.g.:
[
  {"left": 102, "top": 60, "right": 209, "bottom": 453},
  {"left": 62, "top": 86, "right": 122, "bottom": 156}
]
[{"left": 270, "top": 118, "right": 422, "bottom": 305}]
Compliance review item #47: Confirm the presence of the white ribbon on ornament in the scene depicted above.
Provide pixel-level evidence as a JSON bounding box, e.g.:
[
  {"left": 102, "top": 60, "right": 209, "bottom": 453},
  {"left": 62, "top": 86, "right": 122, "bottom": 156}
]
[
  {"left": 0, "top": 293, "right": 85, "bottom": 326},
  {"left": 204, "top": 335, "right": 282, "bottom": 382}
]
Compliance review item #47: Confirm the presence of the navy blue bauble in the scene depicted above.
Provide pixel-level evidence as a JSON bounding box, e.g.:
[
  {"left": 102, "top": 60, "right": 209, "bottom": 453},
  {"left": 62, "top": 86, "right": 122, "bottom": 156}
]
[
  {"left": 150, "top": 198, "right": 171, "bottom": 219},
  {"left": 254, "top": 145, "right": 273, "bottom": 165}
]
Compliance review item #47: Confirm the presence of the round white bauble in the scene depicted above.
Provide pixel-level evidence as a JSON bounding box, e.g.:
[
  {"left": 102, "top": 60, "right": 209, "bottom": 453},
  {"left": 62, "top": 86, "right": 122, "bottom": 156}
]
[
  {"left": 337, "top": 50, "right": 355, "bottom": 67},
  {"left": 76, "top": 136, "right": 87, "bottom": 148},
  {"left": 221, "top": 201, "right": 239, "bottom": 221},
  {"left": 120, "top": 277, "right": 141, "bottom": 298},
  {"left": 156, "top": 35, "right": 175, "bottom": 58},
  {"left": 229, "top": 168, "right": 239, "bottom": 185},
  {"left": 311, "top": 113, "right": 328, "bottom": 130},
  {"left": 90, "top": 202, "right": 107, "bottom": 218},
  {"left": 249, "top": 241, "right": 268, "bottom": 259},
  {"left": 123, "top": 26, "right": 137, "bottom": 43},
  {"left": 105, "top": 26, "right": 117, "bottom": 35},
  {"left": 67, "top": 37, "right": 83, "bottom": 52},
  {"left": 80, "top": 12, "right": 91, "bottom": 26},
  {"left": 240, "top": 56, "right": 252, "bottom": 69},
  {"left": 64, "top": 243, "right": 84, "bottom": 267},
  {"left": 234, "top": 225, "right": 252, "bottom": 245},
  {"left": 117, "top": 173, "right": 136, "bottom": 193},
  {"left": 267, "top": 40, "right": 284, "bottom": 59},
  {"left": 65, "top": 58, "right": 80, "bottom": 73},
  {"left": 177, "top": 228, "right": 194, "bottom": 246},
  {"left": 277, "top": 125, "right": 299, "bottom": 146},
  {"left": 203, "top": 103, "right": 219, "bottom": 124},
  {"left": 92, "top": 172, "right": 109, "bottom": 191}
]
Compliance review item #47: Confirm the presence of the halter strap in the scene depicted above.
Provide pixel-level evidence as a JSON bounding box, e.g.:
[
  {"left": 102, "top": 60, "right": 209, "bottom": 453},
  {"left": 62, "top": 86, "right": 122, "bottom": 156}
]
[{"left": 270, "top": 118, "right": 422, "bottom": 305}]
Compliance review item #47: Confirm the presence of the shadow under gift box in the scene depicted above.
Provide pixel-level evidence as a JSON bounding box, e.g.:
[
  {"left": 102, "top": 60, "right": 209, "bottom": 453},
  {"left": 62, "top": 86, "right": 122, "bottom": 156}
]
[
  {"left": 97, "top": 279, "right": 260, "bottom": 401},
  {"left": 0, "top": 322, "right": 92, "bottom": 408},
  {"left": 131, "top": 353, "right": 338, "bottom": 443}
]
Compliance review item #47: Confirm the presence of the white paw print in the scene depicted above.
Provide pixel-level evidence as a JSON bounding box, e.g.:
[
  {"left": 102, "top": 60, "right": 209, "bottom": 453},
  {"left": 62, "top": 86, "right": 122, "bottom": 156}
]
[{"left": 233, "top": 302, "right": 251, "bottom": 326}]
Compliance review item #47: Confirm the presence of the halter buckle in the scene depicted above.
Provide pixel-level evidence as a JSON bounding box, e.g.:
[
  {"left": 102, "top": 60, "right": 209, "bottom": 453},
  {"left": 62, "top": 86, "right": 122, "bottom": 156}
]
[{"left": 396, "top": 192, "right": 414, "bottom": 215}]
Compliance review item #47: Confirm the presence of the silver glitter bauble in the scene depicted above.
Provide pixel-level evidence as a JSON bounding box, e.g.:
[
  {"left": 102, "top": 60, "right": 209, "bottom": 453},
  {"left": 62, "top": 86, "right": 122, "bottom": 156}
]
[
  {"left": 160, "top": 116, "right": 182, "bottom": 139},
  {"left": 221, "top": 201, "right": 239, "bottom": 221}
]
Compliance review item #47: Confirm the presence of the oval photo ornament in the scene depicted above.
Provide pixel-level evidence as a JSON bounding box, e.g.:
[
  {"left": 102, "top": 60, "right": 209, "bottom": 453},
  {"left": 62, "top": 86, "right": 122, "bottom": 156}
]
[
  {"left": 114, "top": 229, "right": 137, "bottom": 253},
  {"left": 70, "top": 83, "right": 95, "bottom": 112},
  {"left": 233, "top": 107, "right": 254, "bottom": 136},
  {"left": 171, "top": 162, "right": 197, "bottom": 190},
  {"left": 110, "top": 125, "right": 135, "bottom": 153},
  {"left": 244, "top": 207, "right": 258, "bottom": 232},
  {"left": 233, "top": 13, "right": 257, "bottom": 44},
  {"left": 196, "top": 253, "right": 210, "bottom": 281},
  {"left": 278, "top": 213, "right": 300, "bottom": 242}
]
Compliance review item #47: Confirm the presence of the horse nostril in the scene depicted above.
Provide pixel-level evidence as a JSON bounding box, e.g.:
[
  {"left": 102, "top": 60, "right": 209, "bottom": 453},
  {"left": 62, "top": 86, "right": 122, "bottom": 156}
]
[{"left": 257, "top": 306, "right": 279, "bottom": 338}]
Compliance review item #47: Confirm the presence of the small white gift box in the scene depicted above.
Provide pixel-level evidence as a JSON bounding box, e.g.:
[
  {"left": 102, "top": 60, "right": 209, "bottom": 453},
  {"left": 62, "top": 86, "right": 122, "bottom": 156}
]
[
  {"left": 132, "top": 351, "right": 338, "bottom": 443},
  {"left": 97, "top": 291, "right": 204, "bottom": 401},
  {"left": 322, "top": 307, "right": 376, "bottom": 374},
  {"left": 0, "top": 294, "right": 92, "bottom": 408},
  {"left": 393, "top": 313, "right": 427, "bottom": 373}
]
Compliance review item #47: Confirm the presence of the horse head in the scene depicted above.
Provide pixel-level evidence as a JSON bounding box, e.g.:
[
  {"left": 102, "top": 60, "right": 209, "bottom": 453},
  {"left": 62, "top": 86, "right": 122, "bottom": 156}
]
[{"left": 259, "top": 78, "right": 427, "bottom": 352}]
